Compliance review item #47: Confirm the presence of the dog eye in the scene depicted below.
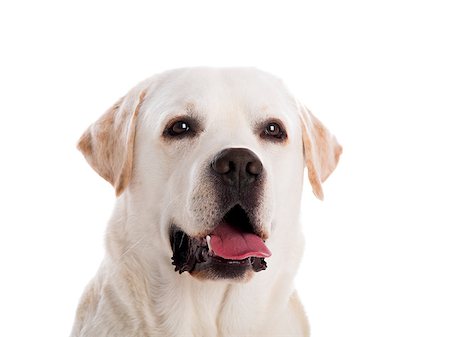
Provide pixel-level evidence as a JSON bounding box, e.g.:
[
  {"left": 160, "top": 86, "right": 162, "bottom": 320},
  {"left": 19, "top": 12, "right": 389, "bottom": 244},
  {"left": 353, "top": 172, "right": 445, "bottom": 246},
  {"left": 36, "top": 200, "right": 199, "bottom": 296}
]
[
  {"left": 262, "top": 122, "right": 287, "bottom": 141},
  {"left": 168, "top": 121, "right": 191, "bottom": 136},
  {"left": 163, "top": 116, "right": 203, "bottom": 140}
]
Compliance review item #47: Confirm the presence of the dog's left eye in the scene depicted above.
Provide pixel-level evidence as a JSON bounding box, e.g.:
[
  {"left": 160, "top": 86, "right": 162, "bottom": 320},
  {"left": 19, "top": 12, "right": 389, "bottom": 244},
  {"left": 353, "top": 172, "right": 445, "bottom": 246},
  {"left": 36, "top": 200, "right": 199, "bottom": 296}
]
[{"left": 262, "top": 122, "right": 287, "bottom": 141}]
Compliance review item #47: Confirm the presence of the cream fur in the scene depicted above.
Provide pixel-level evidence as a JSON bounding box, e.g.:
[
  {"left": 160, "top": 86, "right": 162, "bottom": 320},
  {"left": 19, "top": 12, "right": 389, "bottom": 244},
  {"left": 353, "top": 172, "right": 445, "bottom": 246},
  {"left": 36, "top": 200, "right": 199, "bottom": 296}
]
[{"left": 71, "top": 67, "right": 341, "bottom": 337}]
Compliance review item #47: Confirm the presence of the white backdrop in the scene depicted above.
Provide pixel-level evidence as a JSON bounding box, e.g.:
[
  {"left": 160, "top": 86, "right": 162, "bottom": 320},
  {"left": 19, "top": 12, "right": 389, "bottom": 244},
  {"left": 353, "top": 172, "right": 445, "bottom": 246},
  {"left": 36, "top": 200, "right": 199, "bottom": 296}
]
[{"left": 1, "top": 1, "right": 449, "bottom": 336}]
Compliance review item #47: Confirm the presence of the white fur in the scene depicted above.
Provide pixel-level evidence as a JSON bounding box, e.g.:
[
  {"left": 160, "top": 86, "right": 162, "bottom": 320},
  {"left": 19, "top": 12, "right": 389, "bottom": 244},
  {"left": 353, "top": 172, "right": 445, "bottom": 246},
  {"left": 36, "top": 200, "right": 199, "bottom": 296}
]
[{"left": 71, "top": 68, "right": 341, "bottom": 337}]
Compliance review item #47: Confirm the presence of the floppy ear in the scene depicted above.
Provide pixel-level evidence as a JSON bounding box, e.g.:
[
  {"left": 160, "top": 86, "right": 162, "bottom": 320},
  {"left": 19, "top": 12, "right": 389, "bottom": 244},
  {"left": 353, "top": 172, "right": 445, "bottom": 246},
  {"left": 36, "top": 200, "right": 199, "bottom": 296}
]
[
  {"left": 300, "top": 106, "right": 342, "bottom": 200},
  {"left": 77, "top": 88, "right": 147, "bottom": 196}
]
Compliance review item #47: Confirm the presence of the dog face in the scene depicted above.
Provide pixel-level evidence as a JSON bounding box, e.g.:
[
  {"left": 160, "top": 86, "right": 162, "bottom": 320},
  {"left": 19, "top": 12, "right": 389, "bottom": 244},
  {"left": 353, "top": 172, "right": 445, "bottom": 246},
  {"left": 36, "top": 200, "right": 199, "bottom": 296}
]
[{"left": 78, "top": 68, "right": 342, "bottom": 281}]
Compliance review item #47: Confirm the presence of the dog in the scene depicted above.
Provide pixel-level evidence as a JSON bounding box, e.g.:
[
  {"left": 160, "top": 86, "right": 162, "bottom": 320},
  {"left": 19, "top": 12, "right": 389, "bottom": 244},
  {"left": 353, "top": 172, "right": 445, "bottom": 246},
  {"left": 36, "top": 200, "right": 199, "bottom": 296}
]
[{"left": 70, "top": 67, "right": 342, "bottom": 337}]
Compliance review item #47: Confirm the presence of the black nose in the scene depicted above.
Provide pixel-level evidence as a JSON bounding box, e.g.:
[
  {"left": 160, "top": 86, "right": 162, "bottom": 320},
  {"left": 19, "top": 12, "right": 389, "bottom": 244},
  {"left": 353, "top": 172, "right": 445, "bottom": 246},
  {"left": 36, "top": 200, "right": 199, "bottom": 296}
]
[{"left": 211, "top": 148, "right": 263, "bottom": 189}]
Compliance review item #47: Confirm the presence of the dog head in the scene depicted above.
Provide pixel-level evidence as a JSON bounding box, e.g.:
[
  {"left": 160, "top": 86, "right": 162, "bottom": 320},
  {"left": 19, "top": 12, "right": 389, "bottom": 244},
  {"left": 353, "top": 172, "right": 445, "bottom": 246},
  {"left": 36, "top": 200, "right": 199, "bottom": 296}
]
[{"left": 78, "top": 68, "right": 342, "bottom": 281}]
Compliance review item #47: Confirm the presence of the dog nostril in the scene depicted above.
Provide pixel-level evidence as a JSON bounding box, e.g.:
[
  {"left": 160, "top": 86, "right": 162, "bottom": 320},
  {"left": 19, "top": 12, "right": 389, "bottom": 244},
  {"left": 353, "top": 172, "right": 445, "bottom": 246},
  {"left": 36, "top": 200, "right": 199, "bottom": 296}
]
[
  {"left": 212, "top": 159, "right": 231, "bottom": 175},
  {"left": 247, "top": 161, "right": 262, "bottom": 176}
]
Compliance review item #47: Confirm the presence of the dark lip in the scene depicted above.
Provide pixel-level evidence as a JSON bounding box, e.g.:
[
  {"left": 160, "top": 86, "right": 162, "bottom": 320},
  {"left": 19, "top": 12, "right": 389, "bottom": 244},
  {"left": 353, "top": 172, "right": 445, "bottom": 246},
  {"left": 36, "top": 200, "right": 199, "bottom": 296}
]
[
  {"left": 170, "top": 229, "right": 268, "bottom": 274},
  {"left": 169, "top": 204, "right": 268, "bottom": 275}
]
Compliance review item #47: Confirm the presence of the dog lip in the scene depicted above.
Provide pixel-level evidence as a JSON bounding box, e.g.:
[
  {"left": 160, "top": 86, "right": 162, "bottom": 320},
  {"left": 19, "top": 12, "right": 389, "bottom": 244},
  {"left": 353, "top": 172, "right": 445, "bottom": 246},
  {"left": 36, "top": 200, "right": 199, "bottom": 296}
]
[
  {"left": 169, "top": 204, "right": 270, "bottom": 275},
  {"left": 169, "top": 225, "right": 269, "bottom": 275}
]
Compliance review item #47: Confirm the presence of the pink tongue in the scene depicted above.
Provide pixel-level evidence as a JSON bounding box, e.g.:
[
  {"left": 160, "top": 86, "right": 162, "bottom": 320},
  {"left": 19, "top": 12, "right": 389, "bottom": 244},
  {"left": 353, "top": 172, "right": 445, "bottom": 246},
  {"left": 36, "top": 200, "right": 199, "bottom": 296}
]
[{"left": 209, "top": 222, "right": 272, "bottom": 260}]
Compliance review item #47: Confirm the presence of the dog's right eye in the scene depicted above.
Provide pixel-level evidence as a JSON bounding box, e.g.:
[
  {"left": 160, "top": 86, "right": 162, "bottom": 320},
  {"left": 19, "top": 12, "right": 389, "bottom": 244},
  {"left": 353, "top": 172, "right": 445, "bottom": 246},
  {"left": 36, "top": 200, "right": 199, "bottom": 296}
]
[
  {"left": 164, "top": 117, "right": 201, "bottom": 139},
  {"left": 169, "top": 121, "right": 190, "bottom": 136}
]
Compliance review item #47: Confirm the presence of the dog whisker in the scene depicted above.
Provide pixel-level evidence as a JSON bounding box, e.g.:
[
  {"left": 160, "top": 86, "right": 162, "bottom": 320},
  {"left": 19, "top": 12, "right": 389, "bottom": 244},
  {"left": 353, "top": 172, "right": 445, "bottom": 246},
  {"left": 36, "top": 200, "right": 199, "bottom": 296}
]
[
  {"left": 118, "top": 237, "right": 146, "bottom": 260},
  {"left": 178, "top": 232, "right": 186, "bottom": 249}
]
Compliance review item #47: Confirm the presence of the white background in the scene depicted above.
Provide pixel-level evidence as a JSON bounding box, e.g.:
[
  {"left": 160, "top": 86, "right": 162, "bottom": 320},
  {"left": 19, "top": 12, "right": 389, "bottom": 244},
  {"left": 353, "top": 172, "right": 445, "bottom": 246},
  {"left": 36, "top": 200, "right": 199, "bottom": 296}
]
[{"left": 1, "top": 1, "right": 449, "bottom": 336}]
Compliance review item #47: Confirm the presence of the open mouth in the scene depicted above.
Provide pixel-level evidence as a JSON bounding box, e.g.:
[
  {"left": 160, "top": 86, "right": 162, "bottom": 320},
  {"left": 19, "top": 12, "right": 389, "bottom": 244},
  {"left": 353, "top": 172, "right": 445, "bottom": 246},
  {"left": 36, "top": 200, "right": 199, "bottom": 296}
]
[{"left": 170, "top": 204, "right": 271, "bottom": 278}]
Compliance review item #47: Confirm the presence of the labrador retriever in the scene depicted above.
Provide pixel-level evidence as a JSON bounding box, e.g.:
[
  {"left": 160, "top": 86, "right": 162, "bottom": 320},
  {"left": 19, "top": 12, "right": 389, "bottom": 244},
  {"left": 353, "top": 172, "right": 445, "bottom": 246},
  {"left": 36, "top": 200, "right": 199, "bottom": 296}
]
[{"left": 71, "top": 67, "right": 342, "bottom": 337}]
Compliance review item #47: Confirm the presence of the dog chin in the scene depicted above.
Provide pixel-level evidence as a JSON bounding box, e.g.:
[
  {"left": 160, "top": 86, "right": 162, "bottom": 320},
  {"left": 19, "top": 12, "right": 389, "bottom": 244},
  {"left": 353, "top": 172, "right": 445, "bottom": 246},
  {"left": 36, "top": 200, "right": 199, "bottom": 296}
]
[{"left": 189, "top": 257, "right": 259, "bottom": 282}]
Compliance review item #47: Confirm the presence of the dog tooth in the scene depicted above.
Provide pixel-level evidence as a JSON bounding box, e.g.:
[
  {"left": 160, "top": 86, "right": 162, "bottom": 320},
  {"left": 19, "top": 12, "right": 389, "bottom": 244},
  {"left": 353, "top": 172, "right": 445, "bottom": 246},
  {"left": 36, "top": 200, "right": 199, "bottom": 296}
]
[{"left": 206, "top": 235, "right": 212, "bottom": 252}]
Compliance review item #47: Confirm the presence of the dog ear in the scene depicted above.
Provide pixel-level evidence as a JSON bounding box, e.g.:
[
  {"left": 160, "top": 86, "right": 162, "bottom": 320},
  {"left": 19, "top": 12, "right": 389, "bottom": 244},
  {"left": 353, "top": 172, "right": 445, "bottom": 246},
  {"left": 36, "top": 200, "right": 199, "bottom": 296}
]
[
  {"left": 77, "top": 88, "right": 147, "bottom": 196},
  {"left": 300, "top": 106, "right": 342, "bottom": 200}
]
